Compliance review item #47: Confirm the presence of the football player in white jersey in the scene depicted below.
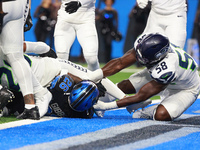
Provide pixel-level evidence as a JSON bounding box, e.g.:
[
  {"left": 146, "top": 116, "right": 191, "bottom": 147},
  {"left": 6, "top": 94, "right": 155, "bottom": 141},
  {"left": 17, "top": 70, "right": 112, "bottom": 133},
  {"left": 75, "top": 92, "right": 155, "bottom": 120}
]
[
  {"left": 0, "top": 41, "right": 126, "bottom": 118},
  {"left": 137, "top": 0, "right": 187, "bottom": 48},
  {"left": 88, "top": 33, "right": 200, "bottom": 121},
  {"left": 54, "top": 0, "right": 100, "bottom": 71},
  {"left": 0, "top": 0, "right": 53, "bottom": 120}
]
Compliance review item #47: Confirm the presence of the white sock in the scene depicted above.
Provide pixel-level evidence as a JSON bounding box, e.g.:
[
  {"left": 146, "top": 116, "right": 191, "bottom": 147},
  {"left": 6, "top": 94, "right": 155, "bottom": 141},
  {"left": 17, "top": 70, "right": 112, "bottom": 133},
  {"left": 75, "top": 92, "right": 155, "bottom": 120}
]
[
  {"left": 25, "top": 104, "right": 36, "bottom": 109},
  {"left": 57, "top": 52, "right": 69, "bottom": 60}
]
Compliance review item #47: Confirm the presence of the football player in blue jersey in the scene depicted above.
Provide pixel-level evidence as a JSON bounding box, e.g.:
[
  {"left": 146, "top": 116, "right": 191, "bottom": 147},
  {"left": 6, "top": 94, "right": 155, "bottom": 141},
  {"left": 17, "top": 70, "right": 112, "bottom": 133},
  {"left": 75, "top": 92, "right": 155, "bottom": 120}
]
[
  {"left": 0, "top": 41, "right": 126, "bottom": 118},
  {"left": 89, "top": 33, "right": 200, "bottom": 121}
]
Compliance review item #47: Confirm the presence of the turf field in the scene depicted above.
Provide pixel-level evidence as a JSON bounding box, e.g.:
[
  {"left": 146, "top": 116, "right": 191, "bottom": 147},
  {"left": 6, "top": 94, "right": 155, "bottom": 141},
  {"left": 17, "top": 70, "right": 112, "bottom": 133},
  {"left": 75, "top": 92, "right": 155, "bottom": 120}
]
[{"left": 0, "top": 64, "right": 200, "bottom": 150}]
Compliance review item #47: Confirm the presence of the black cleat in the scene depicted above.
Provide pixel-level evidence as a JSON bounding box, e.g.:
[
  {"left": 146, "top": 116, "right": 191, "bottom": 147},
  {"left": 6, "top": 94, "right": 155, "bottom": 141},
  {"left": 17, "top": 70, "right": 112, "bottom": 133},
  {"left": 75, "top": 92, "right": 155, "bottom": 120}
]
[
  {"left": 16, "top": 106, "right": 40, "bottom": 120},
  {"left": 0, "top": 87, "right": 14, "bottom": 110},
  {"left": 0, "top": 12, "right": 8, "bottom": 34}
]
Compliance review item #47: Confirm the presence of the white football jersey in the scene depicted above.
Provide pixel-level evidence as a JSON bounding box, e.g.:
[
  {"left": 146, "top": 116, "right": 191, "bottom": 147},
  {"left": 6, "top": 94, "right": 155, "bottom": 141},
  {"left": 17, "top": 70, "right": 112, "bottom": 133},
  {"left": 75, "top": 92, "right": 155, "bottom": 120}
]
[
  {"left": 0, "top": 55, "right": 61, "bottom": 91},
  {"left": 149, "top": 44, "right": 200, "bottom": 90},
  {"left": 151, "top": 0, "right": 187, "bottom": 15}
]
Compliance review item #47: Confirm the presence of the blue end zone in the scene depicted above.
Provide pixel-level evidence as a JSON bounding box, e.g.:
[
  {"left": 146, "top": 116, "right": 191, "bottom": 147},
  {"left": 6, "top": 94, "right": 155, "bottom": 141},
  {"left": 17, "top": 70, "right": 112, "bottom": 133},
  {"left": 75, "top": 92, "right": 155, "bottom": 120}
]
[{"left": 0, "top": 99, "right": 200, "bottom": 150}]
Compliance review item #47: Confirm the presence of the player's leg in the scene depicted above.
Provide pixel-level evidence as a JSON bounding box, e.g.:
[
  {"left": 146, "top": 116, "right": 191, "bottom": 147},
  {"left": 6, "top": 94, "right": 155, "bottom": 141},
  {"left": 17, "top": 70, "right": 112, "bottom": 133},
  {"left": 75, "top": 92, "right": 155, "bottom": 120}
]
[
  {"left": 165, "top": 11, "right": 187, "bottom": 49},
  {"left": 0, "top": 0, "right": 8, "bottom": 34},
  {"left": 142, "top": 11, "right": 165, "bottom": 35},
  {"left": 58, "top": 59, "right": 125, "bottom": 99},
  {"left": 76, "top": 22, "right": 100, "bottom": 71},
  {"left": 54, "top": 19, "right": 75, "bottom": 59},
  {"left": 24, "top": 41, "right": 50, "bottom": 54},
  {"left": 1, "top": 1, "right": 39, "bottom": 119},
  {"left": 123, "top": 68, "right": 153, "bottom": 113},
  {"left": 117, "top": 79, "right": 136, "bottom": 94},
  {"left": 155, "top": 85, "right": 200, "bottom": 121}
]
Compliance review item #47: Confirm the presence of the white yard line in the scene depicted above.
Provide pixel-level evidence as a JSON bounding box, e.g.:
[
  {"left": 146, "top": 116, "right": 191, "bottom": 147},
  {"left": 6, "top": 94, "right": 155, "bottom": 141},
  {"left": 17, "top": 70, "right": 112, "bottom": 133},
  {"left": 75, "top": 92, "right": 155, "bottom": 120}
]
[{"left": 0, "top": 116, "right": 58, "bottom": 130}]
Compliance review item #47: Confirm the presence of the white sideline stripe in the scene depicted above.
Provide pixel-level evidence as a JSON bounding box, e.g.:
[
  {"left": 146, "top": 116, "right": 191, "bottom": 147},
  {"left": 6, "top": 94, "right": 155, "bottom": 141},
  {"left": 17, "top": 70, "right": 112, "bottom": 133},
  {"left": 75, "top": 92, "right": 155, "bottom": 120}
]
[
  {"left": 0, "top": 117, "right": 58, "bottom": 130},
  {"left": 13, "top": 120, "right": 168, "bottom": 150},
  {"left": 108, "top": 127, "right": 200, "bottom": 150}
]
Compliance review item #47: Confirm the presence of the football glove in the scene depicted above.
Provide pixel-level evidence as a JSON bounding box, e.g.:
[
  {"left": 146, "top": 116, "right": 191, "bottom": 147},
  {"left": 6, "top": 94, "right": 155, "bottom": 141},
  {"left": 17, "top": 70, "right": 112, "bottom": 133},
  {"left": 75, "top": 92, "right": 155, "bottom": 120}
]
[
  {"left": 39, "top": 48, "right": 57, "bottom": 58},
  {"left": 0, "top": 87, "right": 14, "bottom": 110},
  {"left": 16, "top": 106, "right": 40, "bottom": 120},
  {"left": 65, "top": 1, "right": 82, "bottom": 14},
  {"left": 96, "top": 81, "right": 107, "bottom": 97},
  {"left": 24, "top": 10, "right": 33, "bottom": 32}
]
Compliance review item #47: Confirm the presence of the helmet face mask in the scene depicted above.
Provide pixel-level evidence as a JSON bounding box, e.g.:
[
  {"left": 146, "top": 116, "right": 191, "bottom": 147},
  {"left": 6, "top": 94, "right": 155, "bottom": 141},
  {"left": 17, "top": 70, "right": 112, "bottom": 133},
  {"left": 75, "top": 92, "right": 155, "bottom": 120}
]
[{"left": 135, "top": 33, "right": 170, "bottom": 68}]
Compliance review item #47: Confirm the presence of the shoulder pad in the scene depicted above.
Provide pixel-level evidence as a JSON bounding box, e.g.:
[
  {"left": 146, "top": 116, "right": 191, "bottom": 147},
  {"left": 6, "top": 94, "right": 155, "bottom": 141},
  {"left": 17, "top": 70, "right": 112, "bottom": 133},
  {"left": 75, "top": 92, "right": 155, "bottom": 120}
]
[{"left": 49, "top": 74, "right": 75, "bottom": 94}]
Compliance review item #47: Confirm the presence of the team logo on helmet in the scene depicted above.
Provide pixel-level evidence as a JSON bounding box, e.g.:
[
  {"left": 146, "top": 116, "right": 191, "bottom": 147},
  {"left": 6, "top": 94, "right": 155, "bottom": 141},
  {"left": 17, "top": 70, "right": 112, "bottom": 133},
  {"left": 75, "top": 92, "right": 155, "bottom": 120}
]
[{"left": 135, "top": 33, "right": 170, "bottom": 67}]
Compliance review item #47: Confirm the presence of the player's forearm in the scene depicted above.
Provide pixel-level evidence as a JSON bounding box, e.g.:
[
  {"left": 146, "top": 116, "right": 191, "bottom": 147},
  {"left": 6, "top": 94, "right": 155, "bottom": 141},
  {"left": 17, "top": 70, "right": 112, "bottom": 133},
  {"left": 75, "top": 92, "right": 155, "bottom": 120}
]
[{"left": 87, "top": 59, "right": 124, "bottom": 82}]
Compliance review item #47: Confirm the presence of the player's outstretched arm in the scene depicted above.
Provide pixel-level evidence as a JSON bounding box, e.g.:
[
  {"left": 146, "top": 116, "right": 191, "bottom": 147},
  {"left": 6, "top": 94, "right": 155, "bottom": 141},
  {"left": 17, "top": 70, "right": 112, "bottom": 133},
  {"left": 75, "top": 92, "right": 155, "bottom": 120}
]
[
  {"left": 88, "top": 48, "right": 137, "bottom": 82},
  {"left": 93, "top": 80, "right": 167, "bottom": 111}
]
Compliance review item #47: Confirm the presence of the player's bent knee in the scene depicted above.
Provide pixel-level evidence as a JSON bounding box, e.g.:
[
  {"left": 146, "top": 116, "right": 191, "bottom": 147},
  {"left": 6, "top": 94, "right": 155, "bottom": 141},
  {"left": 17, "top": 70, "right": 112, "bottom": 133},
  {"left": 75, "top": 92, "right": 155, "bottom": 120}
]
[
  {"left": 84, "top": 56, "right": 99, "bottom": 71},
  {"left": 154, "top": 104, "right": 172, "bottom": 121}
]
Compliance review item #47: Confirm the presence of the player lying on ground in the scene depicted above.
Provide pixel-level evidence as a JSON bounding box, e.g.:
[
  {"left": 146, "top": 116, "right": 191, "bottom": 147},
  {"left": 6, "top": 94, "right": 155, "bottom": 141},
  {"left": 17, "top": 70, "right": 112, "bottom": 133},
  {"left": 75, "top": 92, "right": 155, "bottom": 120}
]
[
  {"left": 0, "top": 79, "right": 102, "bottom": 119},
  {"left": 88, "top": 33, "right": 200, "bottom": 121},
  {"left": 0, "top": 41, "right": 129, "bottom": 118}
]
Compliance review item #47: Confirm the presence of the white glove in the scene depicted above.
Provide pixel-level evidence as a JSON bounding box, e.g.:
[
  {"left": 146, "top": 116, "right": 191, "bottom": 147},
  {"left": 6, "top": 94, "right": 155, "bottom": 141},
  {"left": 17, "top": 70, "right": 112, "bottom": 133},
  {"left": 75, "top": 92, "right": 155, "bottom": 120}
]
[
  {"left": 126, "top": 99, "right": 152, "bottom": 114},
  {"left": 87, "top": 69, "right": 104, "bottom": 82},
  {"left": 136, "top": 0, "right": 149, "bottom": 9},
  {"left": 93, "top": 101, "right": 118, "bottom": 111}
]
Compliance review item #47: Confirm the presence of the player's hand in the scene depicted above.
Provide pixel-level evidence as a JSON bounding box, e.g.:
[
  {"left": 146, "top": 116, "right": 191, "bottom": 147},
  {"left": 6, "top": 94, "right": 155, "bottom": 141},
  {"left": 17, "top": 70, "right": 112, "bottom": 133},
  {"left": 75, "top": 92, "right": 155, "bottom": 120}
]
[
  {"left": 39, "top": 48, "right": 57, "bottom": 58},
  {"left": 0, "top": 12, "right": 7, "bottom": 34},
  {"left": 65, "top": 1, "right": 82, "bottom": 14},
  {"left": 24, "top": 10, "right": 33, "bottom": 32},
  {"left": 136, "top": 0, "right": 148, "bottom": 9},
  {"left": 93, "top": 101, "right": 117, "bottom": 111},
  {"left": 96, "top": 81, "right": 106, "bottom": 97}
]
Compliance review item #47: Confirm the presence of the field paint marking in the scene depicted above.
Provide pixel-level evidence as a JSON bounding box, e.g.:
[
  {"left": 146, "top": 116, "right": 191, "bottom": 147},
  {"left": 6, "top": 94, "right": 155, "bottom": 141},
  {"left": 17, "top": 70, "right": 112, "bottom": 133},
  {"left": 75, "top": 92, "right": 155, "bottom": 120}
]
[
  {"left": 0, "top": 116, "right": 59, "bottom": 130},
  {"left": 108, "top": 127, "right": 200, "bottom": 150},
  {"left": 13, "top": 120, "right": 167, "bottom": 150}
]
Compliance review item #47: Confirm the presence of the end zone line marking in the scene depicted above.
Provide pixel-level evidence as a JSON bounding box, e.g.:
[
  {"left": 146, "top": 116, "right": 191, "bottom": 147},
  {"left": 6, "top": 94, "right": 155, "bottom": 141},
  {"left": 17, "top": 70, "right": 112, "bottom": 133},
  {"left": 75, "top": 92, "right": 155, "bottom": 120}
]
[{"left": 0, "top": 116, "right": 59, "bottom": 130}]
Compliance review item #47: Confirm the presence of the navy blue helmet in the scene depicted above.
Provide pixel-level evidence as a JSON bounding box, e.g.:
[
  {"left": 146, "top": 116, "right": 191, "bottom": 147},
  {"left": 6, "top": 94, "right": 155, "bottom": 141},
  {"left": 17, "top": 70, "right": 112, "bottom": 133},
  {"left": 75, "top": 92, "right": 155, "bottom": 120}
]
[
  {"left": 69, "top": 80, "right": 99, "bottom": 112},
  {"left": 135, "top": 33, "right": 170, "bottom": 67}
]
